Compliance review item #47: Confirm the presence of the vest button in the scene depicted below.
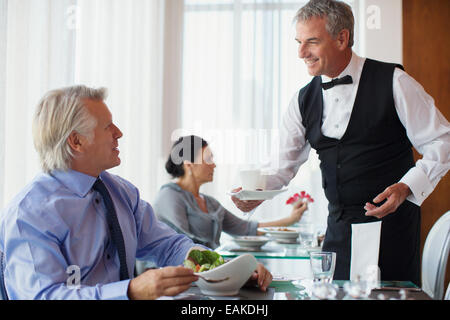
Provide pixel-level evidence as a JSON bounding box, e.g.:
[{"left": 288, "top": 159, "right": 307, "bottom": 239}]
[{"left": 337, "top": 164, "right": 341, "bottom": 169}]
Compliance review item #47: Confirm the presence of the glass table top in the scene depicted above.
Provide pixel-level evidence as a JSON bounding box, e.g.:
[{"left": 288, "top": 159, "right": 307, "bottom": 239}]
[
  {"left": 170, "top": 280, "right": 427, "bottom": 300},
  {"left": 216, "top": 240, "right": 321, "bottom": 259}
]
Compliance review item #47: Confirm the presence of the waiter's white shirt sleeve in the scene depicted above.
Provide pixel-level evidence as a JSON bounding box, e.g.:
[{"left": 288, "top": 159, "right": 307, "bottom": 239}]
[
  {"left": 265, "top": 92, "right": 311, "bottom": 190},
  {"left": 265, "top": 56, "right": 450, "bottom": 207},
  {"left": 393, "top": 68, "right": 450, "bottom": 205}
]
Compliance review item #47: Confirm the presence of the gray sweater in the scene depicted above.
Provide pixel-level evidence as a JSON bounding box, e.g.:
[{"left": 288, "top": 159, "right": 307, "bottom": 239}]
[{"left": 153, "top": 183, "right": 258, "bottom": 249}]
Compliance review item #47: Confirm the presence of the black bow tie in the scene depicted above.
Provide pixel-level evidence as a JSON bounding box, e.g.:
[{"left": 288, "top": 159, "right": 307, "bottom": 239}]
[{"left": 321, "top": 75, "right": 353, "bottom": 90}]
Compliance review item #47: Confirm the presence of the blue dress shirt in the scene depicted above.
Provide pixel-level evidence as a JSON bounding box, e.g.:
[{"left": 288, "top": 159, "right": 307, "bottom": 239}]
[{"left": 0, "top": 169, "right": 200, "bottom": 299}]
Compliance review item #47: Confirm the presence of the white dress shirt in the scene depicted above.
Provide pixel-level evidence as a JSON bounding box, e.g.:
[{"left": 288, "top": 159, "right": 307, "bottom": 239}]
[{"left": 266, "top": 52, "right": 450, "bottom": 206}]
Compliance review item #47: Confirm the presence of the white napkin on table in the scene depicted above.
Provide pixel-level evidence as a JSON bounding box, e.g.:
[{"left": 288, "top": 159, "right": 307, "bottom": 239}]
[{"left": 350, "top": 221, "right": 382, "bottom": 281}]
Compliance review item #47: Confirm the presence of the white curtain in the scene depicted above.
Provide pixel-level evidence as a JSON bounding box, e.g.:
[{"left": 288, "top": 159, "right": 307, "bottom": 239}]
[
  {"left": 73, "top": 0, "right": 166, "bottom": 202},
  {"left": 179, "top": 0, "right": 358, "bottom": 238},
  {"left": 0, "top": 0, "right": 167, "bottom": 208},
  {"left": 0, "top": 0, "right": 360, "bottom": 235},
  {"left": 1, "top": 0, "right": 77, "bottom": 208}
]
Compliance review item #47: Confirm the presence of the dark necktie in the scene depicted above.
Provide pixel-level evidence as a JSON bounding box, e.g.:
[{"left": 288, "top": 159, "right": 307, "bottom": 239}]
[
  {"left": 321, "top": 75, "right": 353, "bottom": 90},
  {"left": 93, "top": 179, "right": 129, "bottom": 280}
]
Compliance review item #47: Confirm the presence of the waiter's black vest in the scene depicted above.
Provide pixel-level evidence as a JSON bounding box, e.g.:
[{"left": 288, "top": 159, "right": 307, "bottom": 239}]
[{"left": 299, "top": 59, "right": 415, "bottom": 214}]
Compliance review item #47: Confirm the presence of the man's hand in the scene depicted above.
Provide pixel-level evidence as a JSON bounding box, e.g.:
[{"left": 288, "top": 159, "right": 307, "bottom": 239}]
[
  {"left": 127, "top": 266, "right": 198, "bottom": 300},
  {"left": 231, "top": 187, "right": 264, "bottom": 212},
  {"left": 245, "top": 263, "right": 273, "bottom": 292},
  {"left": 364, "top": 182, "right": 412, "bottom": 219}
]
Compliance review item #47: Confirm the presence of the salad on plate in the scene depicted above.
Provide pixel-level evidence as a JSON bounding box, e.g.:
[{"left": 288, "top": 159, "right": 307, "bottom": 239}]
[{"left": 183, "top": 249, "right": 225, "bottom": 272}]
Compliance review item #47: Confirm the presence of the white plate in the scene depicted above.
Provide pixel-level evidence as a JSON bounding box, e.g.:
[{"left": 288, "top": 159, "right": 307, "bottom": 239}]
[
  {"left": 228, "top": 188, "right": 288, "bottom": 200},
  {"left": 194, "top": 253, "right": 258, "bottom": 296},
  {"left": 232, "top": 236, "right": 270, "bottom": 249},
  {"left": 257, "top": 227, "right": 301, "bottom": 240}
]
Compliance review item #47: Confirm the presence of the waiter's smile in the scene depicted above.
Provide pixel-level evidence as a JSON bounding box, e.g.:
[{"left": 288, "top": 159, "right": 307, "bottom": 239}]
[{"left": 304, "top": 57, "right": 318, "bottom": 64}]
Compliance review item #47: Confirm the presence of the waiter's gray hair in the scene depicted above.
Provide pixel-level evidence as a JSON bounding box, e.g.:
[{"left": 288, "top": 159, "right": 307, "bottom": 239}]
[
  {"left": 294, "top": 0, "right": 354, "bottom": 48},
  {"left": 32, "top": 85, "right": 107, "bottom": 173}
]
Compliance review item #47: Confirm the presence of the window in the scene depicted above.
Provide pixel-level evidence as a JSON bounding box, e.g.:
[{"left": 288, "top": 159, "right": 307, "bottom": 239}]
[{"left": 181, "top": 0, "right": 357, "bottom": 232}]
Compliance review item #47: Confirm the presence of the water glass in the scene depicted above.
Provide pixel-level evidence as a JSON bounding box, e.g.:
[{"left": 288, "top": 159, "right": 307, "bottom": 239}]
[
  {"left": 309, "top": 251, "right": 336, "bottom": 283},
  {"left": 299, "top": 223, "right": 315, "bottom": 247}
]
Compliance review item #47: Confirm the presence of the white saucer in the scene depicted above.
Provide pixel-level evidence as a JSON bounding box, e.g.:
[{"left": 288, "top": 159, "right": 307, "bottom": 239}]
[
  {"left": 228, "top": 188, "right": 288, "bottom": 200},
  {"left": 257, "top": 227, "right": 301, "bottom": 242},
  {"left": 232, "top": 236, "right": 270, "bottom": 249}
]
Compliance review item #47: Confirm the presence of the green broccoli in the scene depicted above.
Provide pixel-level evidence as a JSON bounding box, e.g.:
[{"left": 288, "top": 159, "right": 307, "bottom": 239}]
[{"left": 184, "top": 249, "right": 225, "bottom": 272}]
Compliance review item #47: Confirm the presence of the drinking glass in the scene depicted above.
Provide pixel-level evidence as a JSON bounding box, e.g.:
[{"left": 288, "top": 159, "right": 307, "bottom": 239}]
[
  {"left": 309, "top": 251, "right": 336, "bottom": 283},
  {"left": 299, "top": 223, "right": 315, "bottom": 247}
]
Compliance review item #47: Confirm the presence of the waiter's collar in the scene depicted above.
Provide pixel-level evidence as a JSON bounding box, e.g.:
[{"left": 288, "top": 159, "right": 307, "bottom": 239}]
[
  {"left": 50, "top": 169, "right": 98, "bottom": 197},
  {"left": 321, "top": 51, "right": 362, "bottom": 83}
]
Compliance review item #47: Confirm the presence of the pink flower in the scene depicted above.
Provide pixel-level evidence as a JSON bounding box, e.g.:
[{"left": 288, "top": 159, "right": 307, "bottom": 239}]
[
  {"left": 286, "top": 193, "right": 299, "bottom": 204},
  {"left": 286, "top": 190, "right": 314, "bottom": 204}
]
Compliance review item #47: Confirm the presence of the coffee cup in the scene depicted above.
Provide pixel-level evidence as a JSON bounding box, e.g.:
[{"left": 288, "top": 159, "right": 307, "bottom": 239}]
[{"left": 239, "top": 169, "right": 267, "bottom": 190}]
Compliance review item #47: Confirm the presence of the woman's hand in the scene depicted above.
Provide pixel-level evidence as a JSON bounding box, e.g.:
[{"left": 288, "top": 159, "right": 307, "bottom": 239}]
[
  {"left": 289, "top": 200, "right": 308, "bottom": 224},
  {"left": 257, "top": 199, "right": 309, "bottom": 232}
]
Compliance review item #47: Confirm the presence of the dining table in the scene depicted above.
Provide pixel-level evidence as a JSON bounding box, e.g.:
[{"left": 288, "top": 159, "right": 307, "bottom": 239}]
[
  {"left": 157, "top": 279, "right": 431, "bottom": 320},
  {"left": 164, "top": 279, "right": 431, "bottom": 301},
  {"left": 216, "top": 238, "right": 320, "bottom": 279},
  {"left": 182, "top": 238, "right": 432, "bottom": 301}
]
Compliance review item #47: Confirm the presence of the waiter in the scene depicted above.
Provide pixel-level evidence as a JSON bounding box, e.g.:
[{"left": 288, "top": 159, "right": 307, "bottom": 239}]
[{"left": 232, "top": 0, "right": 449, "bottom": 285}]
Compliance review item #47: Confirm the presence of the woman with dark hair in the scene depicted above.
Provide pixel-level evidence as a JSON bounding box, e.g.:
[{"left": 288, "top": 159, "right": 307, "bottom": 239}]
[{"left": 153, "top": 135, "right": 308, "bottom": 249}]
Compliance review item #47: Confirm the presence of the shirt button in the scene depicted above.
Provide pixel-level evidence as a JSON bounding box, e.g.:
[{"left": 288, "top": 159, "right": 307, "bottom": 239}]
[
  {"left": 421, "top": 192, "right": 425, "bottom": 197},
  {"left": 335, "top": 98, "right": 339, "bottom": 103},
  {"left": 335, "top": 124, "right": 339, "bottom": 128},
  {"left": 95, "top": 198, "right": 100, "bottom": 204},
  {"left": 107, "top": 254, "right": 111, "bottom": 260},
  {"left": 337, "top": 164, "right": 341, "bottom": 169}
]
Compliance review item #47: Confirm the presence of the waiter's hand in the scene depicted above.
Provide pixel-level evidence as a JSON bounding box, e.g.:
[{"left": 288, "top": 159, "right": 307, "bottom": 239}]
[
  {"left": 231, "top": 187, "right": 264, "bottom": 212},
  {"left": 364, "top": 182, "right": 412, "bottom": 219}
]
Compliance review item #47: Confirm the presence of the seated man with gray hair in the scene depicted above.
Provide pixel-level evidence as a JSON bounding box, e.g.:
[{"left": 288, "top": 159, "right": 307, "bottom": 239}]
[{"left": 0, "top": 84, "right": 273, "bottom": 299}]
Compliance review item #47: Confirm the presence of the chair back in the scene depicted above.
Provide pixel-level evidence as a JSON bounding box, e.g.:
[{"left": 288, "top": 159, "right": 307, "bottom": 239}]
[
  {"left": 0, "top": 250, "right": 8, "bottom": 300},
  {"left": 422, "top": 211, "right": 450, "bottom": 300},
  {"left": 445, "top": 283, "right": 450, "bottom": 300}
]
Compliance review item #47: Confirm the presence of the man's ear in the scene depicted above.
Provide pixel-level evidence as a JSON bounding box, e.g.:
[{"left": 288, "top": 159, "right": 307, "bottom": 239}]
[
  {"left": 67, "top": 131, "right": 85, "bottom": 153},
  {"left": 336, "top": 29, "right": 350, "bottom": 50}
]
